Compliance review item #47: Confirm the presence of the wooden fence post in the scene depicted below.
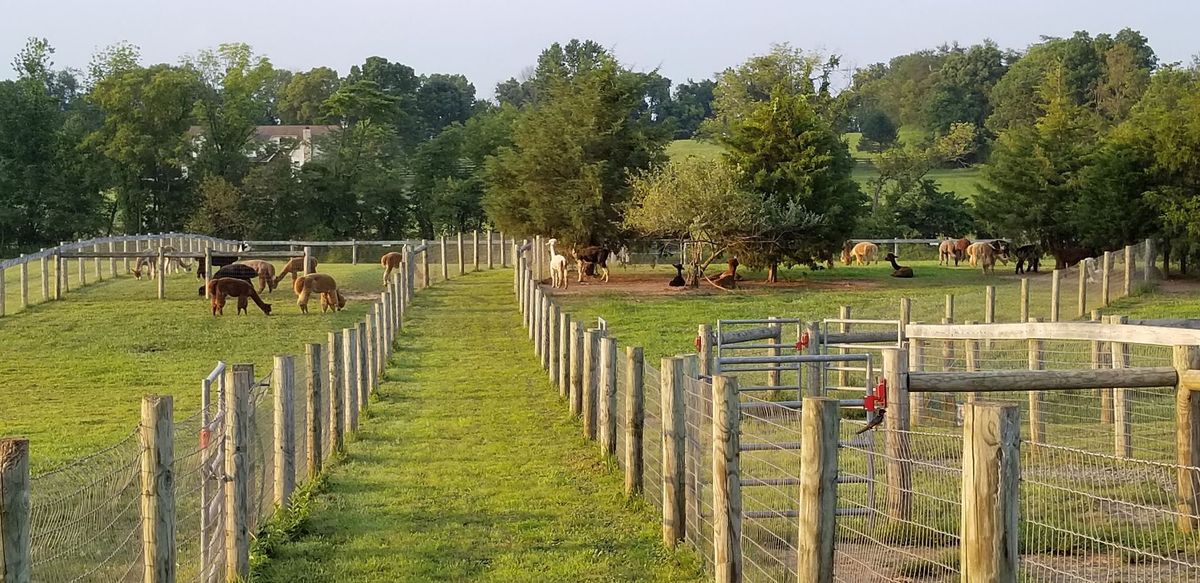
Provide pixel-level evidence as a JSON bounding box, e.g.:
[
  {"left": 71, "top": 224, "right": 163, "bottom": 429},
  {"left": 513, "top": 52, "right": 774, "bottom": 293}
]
[
  {"left": 768, "top": 316, "right": 782, "bottom": 389},
  {"left": 910, "top": 335, "right": 925, "bottom": 425},
  {"left": 224, "top": 364, "right": 253, "bottom": 582},
  {"left": 273, "top": 355, "right": 296, "bottom": 508},
  {"left": 796, "top": 397, "right": 839, "bottom": 583},
  {"left": 54, "top": 255, "right": 62, "bottom": 299},
  {"left": 156, "top": 246, "right": 165, "bottom": 300},
  {"left": 559, "top": 313, "right": 572, "bottom": 398},
  {"left": 661, "top": 356, "right": 686, "bottom": 547},
  {"left": 532, "top": 289, "right": 543, "bottom": 356},
  {"left": 1175, "top": 345, "right": 1200, "bottom": 532},
  {"left": 140, "top": 391, "right": 175, "bottom": 583},
  {"left": 40, "top": 255, "right": 49, "bottom": 302},
  {"left": 500, "top": 232, "right": 507, "bottom": 267},
  {"left": 899, "top": 297, "right": 911, "bottom": 335},
  {"left": 961, "top": 402, "right": 1020, "bottom": 583},
  {"left": 19, "top": 261, "right": 28, "bottom": 311},
  {"left": 1145, "top": 238, "right": 1155, "bottom": 283},
  {"left": 698, "top": 324, "right": 713, "bottom": 377},
  {"left": 306, "top": 343, "right": 323, "bottom": 480},
  {"left": 1078, "top": 262, "right": 1088, "bottom": 319},
  {"left": 0, "top": 439, "right": 31, "bottom": 583},
  {"left": 440, "top": 235, "right": 449, "bottom": 281},
  {"left": 457, "top": 232, "right": 465, "bottom": 276},
  {"left": 805, "top": 322, "right": 822, "bottom": 396},
  {"left": 569, "top": 321, "right": 584, "bottom": 416},
  {"left": 1124, "top": 245, "right": 1134, "bottom": 297},
  {"left": 122, "top": 240, "right": 130, "bottom": 276},
  {"left": 625, "top": 346, "right": 645, "bottom": 497},
  {"left": 1020, "top": 278, "right": 1029, "bottom": 323},
  {"left": 303, "top": 246, "right": 313, "bottom": 276},
  {"left": 473, "top": 230, "right": 480, "bottom": 271},
  {"left": 985, "top": 285, "right": 996, "bottom": 324},
  {"left": 838, "top": 307, "right": 851, "bottom": 388},
  {"left": 548, "top": 304, "right": 560, "bottom": 386},
  {"left": 712, "top": 374, "right": 742, "bottom": 583},
  {"left": 1109, "top": 316, "right": 1132, "bottom": 458},
  {"left": 343, "top": 327, "right": 359, "bottom": 432},
  {"left": 541, "top": 295, "right": 552, "bottom": 371},
  {"left": 421, "top": 242, "right": 430, "bottom": 289},
  {"left": 884, "top": 348, "right": 911, "bottom": 520},
  {"left": 600, "top": 337, "right": 619, "bottom": 457},
  {"left": 78, "top": 252, "right": 86, "bottom": 287},
  {"left": 945, "top": 293, "right": 954, "bottom": 322},
  {"left": 109, "top": 241, "right": 117, "bottom": 279},
  {"left": 1102, "top": 251, "right": 1113, "bottom": 307},
  {"left": 583, "top": 329, "right": 601, "bottom": 440},
  {"left": 1050, "top": 270, "right": 1061, "bottom": 322},
  {"left": 328, "top": 332, "right": 344, "bottom": 455},
  {"left": 1028, "top": 320, "right": 1046, "bottom": 444},
  {"left": 964, "top": 326, "right": 981, "bottom": 403},
  {"left": 357, "top": 321, "right": 370, "bottom": 408},
  {"left": 487, "top": 230, "right": 494, "bottom": 270},
  {"left": 350, "top": 239, "right": 358, "bottom": 265}
]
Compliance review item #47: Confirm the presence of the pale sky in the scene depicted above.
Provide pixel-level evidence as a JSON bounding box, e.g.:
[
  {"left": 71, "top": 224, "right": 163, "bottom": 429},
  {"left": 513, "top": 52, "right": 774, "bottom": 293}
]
[{"left": 3, "top": 0, "right": 1198, "bottom": 96}]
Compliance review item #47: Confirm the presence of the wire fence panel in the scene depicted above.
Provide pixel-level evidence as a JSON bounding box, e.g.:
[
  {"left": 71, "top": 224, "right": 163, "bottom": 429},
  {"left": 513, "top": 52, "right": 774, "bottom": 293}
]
[
  {"left": 615, "top": 358, "right": 626, "bottom": 472},
  {"left": 642, "top": 362, "right": 664, "bottom": 515},
  {"left": 29, "top": 429, "right": 144, "bottom": 583},
  {"left": 683, "top": 376, "right": 714, "bottom": 574},
  {"left": 737, "top": 393, "right": 804, "bottom": 583}
]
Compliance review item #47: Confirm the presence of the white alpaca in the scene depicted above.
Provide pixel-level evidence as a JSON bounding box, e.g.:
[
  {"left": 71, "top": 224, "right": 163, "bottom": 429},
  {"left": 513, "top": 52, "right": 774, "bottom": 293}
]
[
  {"left": 1080, "top": 257, "right": 1099, "bottom": 283},
  {"left": 547, "top": 238, "right": 569, "bottom": 290}
]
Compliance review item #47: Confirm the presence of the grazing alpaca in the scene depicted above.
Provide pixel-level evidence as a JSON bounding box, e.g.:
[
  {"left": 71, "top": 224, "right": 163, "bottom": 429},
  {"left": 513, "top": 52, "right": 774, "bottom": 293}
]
[
  {"left": 207, "top": 278, "right": 272, "bottom": 316},
  {"left": 132, "top": 246, "right": 192, "bottom": 279},
  {"left": 668, "top": 263, "right": 686, "bottom": 287},
  {"left": 967, "top": 242, "right": 1000, "bottom": 275},
  {"left": 713, "top": 257, "right": 740, "bottom": 289},
  {"left": 953, "top": 238, "right": 971, "bottom": 266},
  {"left": 380, "top": 252, "right": 403, "bottom": 283},
  {"left": 547, "top": 238, "right": 569, "bottom": 290},
  {"left": 938, "top": 239, "right": 956, "bottom": 265},
  {"left": 884, "top": 253, "right": 914, "bottom": 278},
  {"left": 273, "top": 256, "right": 319, "bottom": 287},
  {"left": 196, "top": 263, "right": 258, "bottom": 296},
  {"left": 574, "top": 246, "right": 611, "bottom": 283},
  {"left": 1014, "top": 244, "right": 1042, "bottom": 274},
  {"left": 236, "top": 260, "right": 277, "bottom": 293},
  {"left": 842, "top": 242, "right": 879, "bottom": 266},
  {"left": 293, "top": 273, "right": 347, "bottom": 314}
]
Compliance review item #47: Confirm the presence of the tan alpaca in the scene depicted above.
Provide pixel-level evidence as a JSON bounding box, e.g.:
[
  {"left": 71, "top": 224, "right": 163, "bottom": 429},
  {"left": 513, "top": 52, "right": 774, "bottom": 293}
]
[
  {"left": 235, "top": 260, "right": 277, "bottom": 292},
  {"left": 132, "top": 246, "right": 192, "bottom": 279},
  {"left": 293, "top": 273, "right": 347, "bottom": 314},
  {"left": 273, "top": 256, "right": 319, "bottom": 287},
  {"left": 381, "top": 252, "right": 403, "bottom": 283}
]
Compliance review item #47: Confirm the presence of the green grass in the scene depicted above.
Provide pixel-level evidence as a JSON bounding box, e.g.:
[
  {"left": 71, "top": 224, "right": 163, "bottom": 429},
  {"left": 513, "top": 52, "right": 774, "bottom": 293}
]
[
  {"left": 665, "top": 139, "right": 724, "bottom": 161},
  {"left": 0, "top": 263, "right": 387, "bottom": 473},
  {"left": 259, "top": 271, "right": 704, "bottom": 582}
]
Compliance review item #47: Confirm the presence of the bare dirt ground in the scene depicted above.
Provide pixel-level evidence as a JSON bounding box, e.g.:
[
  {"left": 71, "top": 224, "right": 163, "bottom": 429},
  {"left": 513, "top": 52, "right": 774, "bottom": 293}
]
[{"left": 540, "top": 271, "right": 884, "bottom": 297}]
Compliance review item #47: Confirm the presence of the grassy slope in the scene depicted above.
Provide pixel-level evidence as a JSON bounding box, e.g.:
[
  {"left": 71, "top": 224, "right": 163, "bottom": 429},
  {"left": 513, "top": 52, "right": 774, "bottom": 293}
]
[
  {"left": 0, "top": 263, "right": 385, "bottom": 472},
  {"left": 261, "top": 271, "right": 704, "bottom": 582}
]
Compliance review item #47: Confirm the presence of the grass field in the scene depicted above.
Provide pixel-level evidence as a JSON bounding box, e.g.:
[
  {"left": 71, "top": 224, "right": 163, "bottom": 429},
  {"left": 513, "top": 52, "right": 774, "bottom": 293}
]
[
  {"left": 260, "top": 271, "right": 704, "bottom": 582},
  {"left": 0, "top": 263, "right": 386, "bottom": 472}
]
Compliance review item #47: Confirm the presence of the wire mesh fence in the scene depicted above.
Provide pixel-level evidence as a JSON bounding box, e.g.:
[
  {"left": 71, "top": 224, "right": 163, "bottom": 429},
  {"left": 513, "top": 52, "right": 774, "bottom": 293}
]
[
  {"left": 683, "top": 375, "right": 715, "bottom": 573},
  {"left": 642, "top": 361, "right": 664, "bottom": 515}
]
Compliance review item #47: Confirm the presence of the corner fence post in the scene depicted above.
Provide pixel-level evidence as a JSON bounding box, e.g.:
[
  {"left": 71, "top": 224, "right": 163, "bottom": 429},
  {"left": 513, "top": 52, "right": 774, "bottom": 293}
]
[
  {"left": 328, "top": 332, "right": 344, "bottom": 455},
  {"left": 273, "top": 355, "right": 296, "bottom": 509},
  {"left": 796, "top": 397, "right": 839, "bottom": 583},
  {"left": 961, "top": 402, "right": 1020, "bottom": 583},
  {"left": 224, "top": 364, "right": 253, "bottom": 582},
  {"left": 625, "top": 346, "right": 645, "bottom": 496},
  {"left": 306, "top": 343, "right": 323, "bottom": 480},
  {"left": 599, "top": 336, "right": 618, "bottom": 457},
  {"left": 883, "top": 348, "right": 911, "bottom": 520},
  {"left": 661, "top": 356, "right": 686, "bottom": 547},
  {"left": 1, "top": 438, "right": 32, "bottom": 583},
  {"left": 712, "top": 374, "right": 742, "bottom": 583},
  {"left": 1174, "top": 345, "right": 1200, "bottom": 533}
]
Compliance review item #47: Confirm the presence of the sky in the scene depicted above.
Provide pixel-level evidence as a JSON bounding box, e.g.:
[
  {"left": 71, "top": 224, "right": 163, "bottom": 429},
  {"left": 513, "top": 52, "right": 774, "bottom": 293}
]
[{"left": 3, "top": 0, "right": 1198, "bottom": 96}]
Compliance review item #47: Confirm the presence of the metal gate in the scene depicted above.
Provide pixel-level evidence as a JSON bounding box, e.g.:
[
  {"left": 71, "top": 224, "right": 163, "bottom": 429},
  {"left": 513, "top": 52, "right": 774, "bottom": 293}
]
[{"left": 200, "top": 362, "right": 227, "bottom": 583}]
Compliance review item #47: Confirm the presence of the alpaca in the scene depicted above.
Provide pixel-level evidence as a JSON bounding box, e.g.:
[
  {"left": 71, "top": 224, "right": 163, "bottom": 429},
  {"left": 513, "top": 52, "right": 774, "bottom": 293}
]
[
  {"left": 547, "top": 238, "right": 569, "bottom": 290},
  {"left": 967, "top": 242, "right": 999, "bottom": 275},
  {"left": 1080, "top": 257, "right": 1099, "bottom": 283},
  {"left": 843, "top": 242, "right": 879, "bottom": 266},
  {"left": 713, "top": 257, "right": 740, "bottom": 289},
  {"left": 273, "top": 256, "right": 319, "bottom": 287},
  {"left": 668, "top": 263, "right": 686, "bottom": 287},
  {"left": 236, "top": 260, "right": 277, "bottom": 293},
  {"left": 294, "top": 273, "right": 346, "bottom": 314},
  {"left": 953, "top": 238, "right": 972, "bottom": 266},
  {"left": 132, "top": 246, "right": 192, "bottom": 279},
  {"left": 197, "top": 264, "right": 258, "bottom": 296},
  {"left": 381, "top": 252, "right": 403, "bottom": 283},
  {"left": 938, "top": 239, "right": 956, "bottom": 265},
  {"left": 196, "top": 254, "right": 238, "bottom": 279},
  {"left": 574, "top": 246, "right": 611, "bottom": 283},
  {"left": 207, "top": 278, "right": 272, "bottom": 316},
  {"left": 1014, "top": 244, "right": 1042, "bottom": 274},
  {"left": 884, "top": 253, "right": 914, "bottom": 278}
]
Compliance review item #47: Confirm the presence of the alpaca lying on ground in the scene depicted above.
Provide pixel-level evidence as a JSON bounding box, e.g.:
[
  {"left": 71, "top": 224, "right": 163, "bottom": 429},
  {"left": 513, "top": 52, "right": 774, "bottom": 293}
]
[
  {"left": 841, "top": 241, "right": 879, "bottom": 266},
  {"left": 208, "top": 278, "right": 272, "bottom": 316},
  {"left": 236, "top": 260, "right": 277, "bottom": 292},
  {"left": 294, "top": 273, "right": 346, "bottom": 314},
  {"left": 713, "top": 257, "right": 740, "bottom": 289},
  {"left": 548, "top": 238, "right": 569, "bottom": 289},
  {"left": 380, "top": 252, "right": 403, "bottom": 283},
  {"left": 574, "top": 246, "right": 611, "bottom": 283},
  {"left": 669, "top": 263, "right": 686, "bottom": 287},
  {"left": 197, "top": 264, "right": 258, "bottom": 296},
  {"left": 885, "top": 253, "right": 914, "bottom": 278},
  {"left": 273, "top": 256, "right": 319, "bottom": 287},
  {"left": 132, "top": 246, "right": 192, "bottom": 279}
]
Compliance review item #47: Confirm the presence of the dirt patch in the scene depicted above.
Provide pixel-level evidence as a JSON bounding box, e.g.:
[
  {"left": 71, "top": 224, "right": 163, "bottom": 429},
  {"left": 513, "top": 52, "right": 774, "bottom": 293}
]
[{"left": 540, "top": 272, "right": 884, "bottom": 297}]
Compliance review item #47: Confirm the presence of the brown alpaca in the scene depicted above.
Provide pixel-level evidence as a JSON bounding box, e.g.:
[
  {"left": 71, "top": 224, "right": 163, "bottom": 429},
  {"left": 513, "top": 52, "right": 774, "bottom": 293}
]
[
  {"left": 713, "top": 257, "right": 740, "bottom": 289},
  {"left": 207, "top": 278, "right": 272, "bottom": 316},
  {"left": 294, "top": 273, "right": 347, "bottom": 314},
  {"left": 273, "top": 256, "right": 319, "bottom": 287},
  {"left": 380, "top": 252, "right": 403, "bottom": 283},
  {"left": 236, "top": 260, "right": 277, "bottom": 293}
]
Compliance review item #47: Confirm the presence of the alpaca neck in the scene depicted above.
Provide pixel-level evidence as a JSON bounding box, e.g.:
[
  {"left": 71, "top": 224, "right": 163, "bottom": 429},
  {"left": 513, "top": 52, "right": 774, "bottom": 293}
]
[{"left": 889, "top": 257, "right": 902, "bottom": 270}]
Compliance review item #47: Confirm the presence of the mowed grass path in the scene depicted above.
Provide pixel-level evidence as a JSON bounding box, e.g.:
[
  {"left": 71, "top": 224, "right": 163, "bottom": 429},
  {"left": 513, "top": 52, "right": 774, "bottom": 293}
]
[
  {"left": 0, "top": 263, "right": 386, "bottom": 472},
  {"left": 262, "top": 270, "right": 704, "bottom": 582}
]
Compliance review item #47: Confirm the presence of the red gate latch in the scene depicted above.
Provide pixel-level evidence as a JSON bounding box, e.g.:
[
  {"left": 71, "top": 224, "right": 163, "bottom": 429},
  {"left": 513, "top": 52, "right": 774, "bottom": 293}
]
[
  {"left": 795, "top": 331, "right": 810, "bottom": 351},
  {"left": 695, "top": 335, "right": 703, "bottom": 351},
  {"left": 863, "top": 378, "right": 887, "bottom": 412}
]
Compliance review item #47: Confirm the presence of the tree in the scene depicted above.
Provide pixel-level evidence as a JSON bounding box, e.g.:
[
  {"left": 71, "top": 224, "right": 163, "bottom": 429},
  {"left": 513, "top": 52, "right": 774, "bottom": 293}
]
[
  {"left": 188, "top": 176, "right": 258, "bottom": 239},
  {"left": 415, "top": 73, "right": 477, "bottom": 138},
  {"left": 663, "top": 79, "right": 716, "bottom": 139},
  {"left": 189, "top": 43, "right": 278, "bottom": 182},
  {"left": 921, "top": 41, "right": 1009, "bottom": 134},
  {"left": 718, "top": 84, "right": 865, "bottom": 281},
  {"left": 483, "top": 42, "right": 669, "bottom": 245},
  {"left": 858, "top": 109, "right": 898, "bottom": 151},
  {"left": 279, "top": 67, "right": 339, "bottom": 124}
]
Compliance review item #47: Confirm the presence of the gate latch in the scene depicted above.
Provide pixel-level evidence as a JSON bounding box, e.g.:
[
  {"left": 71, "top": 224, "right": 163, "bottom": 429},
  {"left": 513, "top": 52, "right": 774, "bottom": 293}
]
[
  {"left": 857, "top": 378, "right": 888, "bottom": 434},
  {"left": 795, "top": 331, "right": 810, "bottom": 351}
]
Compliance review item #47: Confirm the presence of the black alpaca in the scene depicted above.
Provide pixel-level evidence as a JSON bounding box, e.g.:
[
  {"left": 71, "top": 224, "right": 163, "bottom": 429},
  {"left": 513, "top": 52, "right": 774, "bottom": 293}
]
[
  {"left": 669, "top": 263, "right": 685, "bottom": 287},
  {"left": 885, "top": 253, "right": 914, "bottom": 278}
]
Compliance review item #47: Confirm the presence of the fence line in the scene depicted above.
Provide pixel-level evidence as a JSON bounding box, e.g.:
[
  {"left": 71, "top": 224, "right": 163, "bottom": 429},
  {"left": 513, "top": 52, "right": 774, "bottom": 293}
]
[{"left": 0, "top": 232, "right": 497, "bottom": 581}]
